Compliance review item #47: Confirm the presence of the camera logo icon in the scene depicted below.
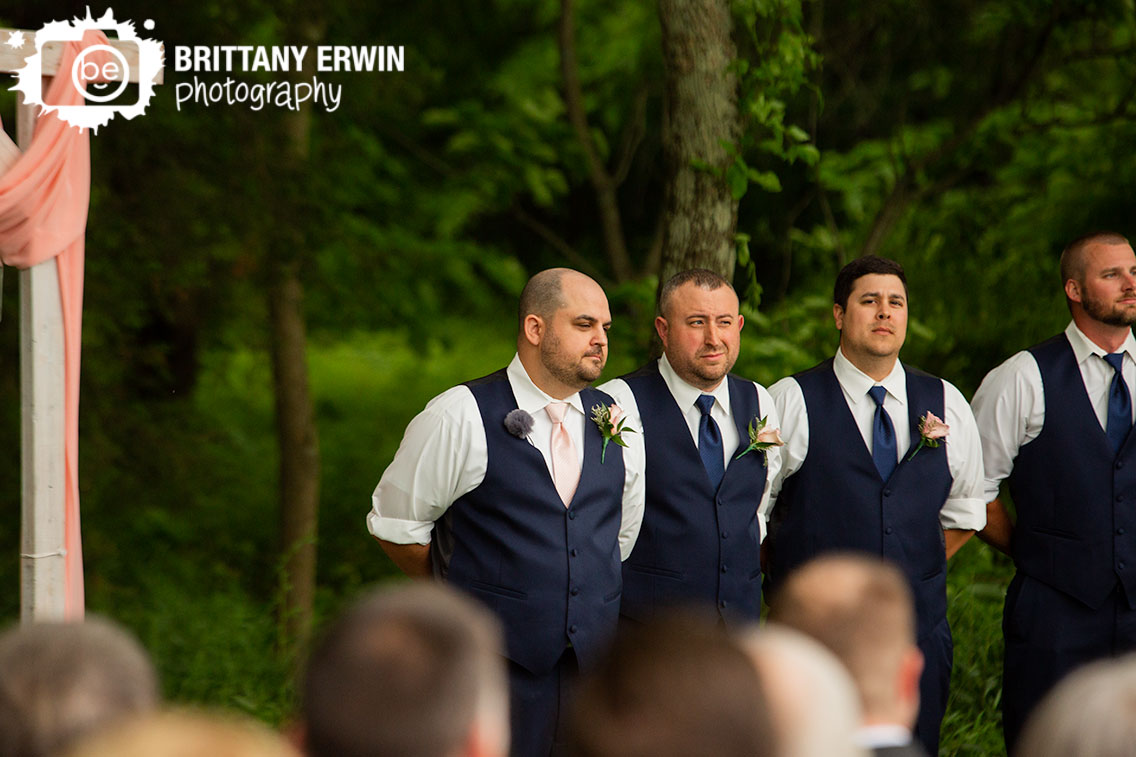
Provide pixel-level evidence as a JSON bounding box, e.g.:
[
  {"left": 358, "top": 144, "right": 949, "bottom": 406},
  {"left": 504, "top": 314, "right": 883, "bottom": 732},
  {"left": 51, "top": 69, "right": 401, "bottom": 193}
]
[{"left": 11, "top": 8, "right": 163, "bottom": 132}]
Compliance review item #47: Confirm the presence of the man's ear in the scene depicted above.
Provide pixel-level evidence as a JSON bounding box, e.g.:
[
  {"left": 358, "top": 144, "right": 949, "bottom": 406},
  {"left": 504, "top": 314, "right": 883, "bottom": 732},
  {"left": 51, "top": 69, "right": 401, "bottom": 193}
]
[
  {"left": 655, "top": 315, "right": 669, "bottom": 345},
  {"left": 833, "top": 303, "right": 845, "bottom": 330},
  {"left": 1065, "top": 278, "right": 1083, "bottom": 304},
  {"left": 522, "top": 314, "right": 544, "bottom": 347}
]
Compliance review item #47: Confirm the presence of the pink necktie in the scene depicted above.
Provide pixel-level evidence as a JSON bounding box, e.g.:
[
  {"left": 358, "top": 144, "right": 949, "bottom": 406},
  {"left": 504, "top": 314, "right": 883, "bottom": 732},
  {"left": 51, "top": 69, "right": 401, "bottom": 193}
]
[{"left": 545, "top": 402, "right": 580, "bottom": 506}]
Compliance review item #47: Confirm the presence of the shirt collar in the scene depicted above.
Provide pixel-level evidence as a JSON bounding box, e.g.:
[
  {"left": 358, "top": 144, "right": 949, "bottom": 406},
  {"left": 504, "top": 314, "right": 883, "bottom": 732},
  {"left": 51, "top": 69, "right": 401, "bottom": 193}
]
[
  {"left": 659, "top": 354, "right": 731, "bottom": 415},
  {"left": 506, "top": 354, "right": 584, "bottom": 416},
  {"left": 833, "top": 347, "right": 906, "bottom": 407},
  {"left": 1065, "top": 320, "right": 1136, "bottom": 365}
]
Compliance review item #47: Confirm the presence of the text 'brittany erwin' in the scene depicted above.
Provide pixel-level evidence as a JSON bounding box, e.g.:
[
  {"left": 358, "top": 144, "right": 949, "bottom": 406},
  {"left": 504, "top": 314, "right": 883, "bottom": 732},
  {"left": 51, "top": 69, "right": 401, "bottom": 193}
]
[{"left": 172, "top": 45, "right": 405, "bottom": 74}]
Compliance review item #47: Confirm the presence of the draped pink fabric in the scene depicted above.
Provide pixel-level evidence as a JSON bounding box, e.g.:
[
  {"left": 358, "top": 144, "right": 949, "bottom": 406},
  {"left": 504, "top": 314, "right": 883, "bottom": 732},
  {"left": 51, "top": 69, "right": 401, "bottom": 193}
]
[{"left": 0, "top": 31, "right": 112, "bottom": 619}]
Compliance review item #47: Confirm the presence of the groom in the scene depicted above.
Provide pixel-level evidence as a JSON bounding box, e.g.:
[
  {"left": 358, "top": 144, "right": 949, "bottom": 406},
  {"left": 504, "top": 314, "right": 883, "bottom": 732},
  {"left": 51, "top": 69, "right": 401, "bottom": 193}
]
[
  {"left": 367, "top": 268, "right": 643, "bottom": 757},
  {"left": 765, "top": 255, "right": 985, "bottom": 755}
]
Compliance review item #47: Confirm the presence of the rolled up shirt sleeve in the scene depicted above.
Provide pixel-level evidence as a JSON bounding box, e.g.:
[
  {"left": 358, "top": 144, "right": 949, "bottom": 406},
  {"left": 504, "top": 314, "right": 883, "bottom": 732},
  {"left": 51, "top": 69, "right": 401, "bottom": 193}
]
[
  {"left": 970, "top": 351, "right": 1043, "bottom": 504},
  {"left": 367, "top": 385, "right": 487, "bottom": 545},
  {"left": 754, "top": 382, "right": 785, "bottom": 542},
  {"left": 939, "top": 381, "right": 987, "bottom": 532},
  {"left": 765, "top": 377, "right": 809, "bottom": 539}
]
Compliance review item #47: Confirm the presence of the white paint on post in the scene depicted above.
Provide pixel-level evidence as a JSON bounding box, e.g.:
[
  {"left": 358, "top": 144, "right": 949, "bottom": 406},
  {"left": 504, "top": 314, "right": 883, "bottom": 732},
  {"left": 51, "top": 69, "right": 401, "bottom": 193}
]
[{"left": 16, "top": 87, "right": 68, "bottom": 623}]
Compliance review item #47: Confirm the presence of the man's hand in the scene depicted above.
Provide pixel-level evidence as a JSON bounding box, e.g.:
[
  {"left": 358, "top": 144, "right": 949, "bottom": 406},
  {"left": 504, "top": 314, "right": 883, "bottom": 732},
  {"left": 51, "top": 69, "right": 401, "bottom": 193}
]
[
  {"left": 375, "top": 538, "right": 432, "bottom": 577},
  {"left": 977, "top": 497, "right": 1014, "bottom": 556}
]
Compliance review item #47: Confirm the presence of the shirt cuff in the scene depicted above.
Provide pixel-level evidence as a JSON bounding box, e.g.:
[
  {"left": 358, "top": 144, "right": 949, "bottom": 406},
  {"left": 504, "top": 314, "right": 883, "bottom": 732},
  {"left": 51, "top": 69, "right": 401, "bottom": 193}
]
[
  {"left": 938, "top": 497, "right": 987, "bottom": 532},
  {"left": 366, "top": 511, "right": 434, "bottom": 545}
]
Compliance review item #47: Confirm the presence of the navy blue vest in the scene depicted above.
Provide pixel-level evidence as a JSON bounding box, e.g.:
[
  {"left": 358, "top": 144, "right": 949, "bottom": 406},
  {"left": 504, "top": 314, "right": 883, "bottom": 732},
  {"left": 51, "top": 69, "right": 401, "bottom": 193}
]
[
  {"left": 620, "top": 363, "right": 767, "bottom": 624},
  {"left": 435, "top": 370, "right": 625, "bottom": 675},
  {"left": 768, "top": 359, "right": 952, "bottom": 640},
  {"left": 1010, "top": 335, "right": 1136, "bottom": 609}
]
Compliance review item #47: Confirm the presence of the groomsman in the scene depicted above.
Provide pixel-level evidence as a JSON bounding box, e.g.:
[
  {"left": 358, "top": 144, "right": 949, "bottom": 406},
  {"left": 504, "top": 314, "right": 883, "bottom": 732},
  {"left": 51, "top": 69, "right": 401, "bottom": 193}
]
[
  {"left": 972, "top": 232, "right": 1136, "bottom": 751},
  {"left": 367, "top": 268, "right": 643, "bottom": 757},
  {"left": 766, "top": 255, "right": 985, "bottom": 755},
  {"left": 601, "top": 269, "right": 781, "bottom": 624}
]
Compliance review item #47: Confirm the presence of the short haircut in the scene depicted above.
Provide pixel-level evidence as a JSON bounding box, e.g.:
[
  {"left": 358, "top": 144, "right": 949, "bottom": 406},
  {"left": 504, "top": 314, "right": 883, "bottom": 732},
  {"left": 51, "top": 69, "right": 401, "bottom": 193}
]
[
  {"left": 833, "top": 255, "right": 907, "bottom": 309},
  {"left": 1059, "top": 231, "right": 1131, "bottom": 285},
  {"left": 0, "top": 617, "right": 159, "bottom": 757},
  {"left": 518, "top": 269, "right": 567, "bottom": 329},
  {"left": 1015, "top": 652, "right": 1136, "bottom": 757},
  {"left": 568, "top": 610, "right": 774, "bottom": 757},
  {"left": 740, "top": 624, "right": 865, "bottom": 757},
  {"left": 768, "top": 554, "right": 915, "bottom": 719},
  {"left": 657, "top": 269, "right": 735, "bottom": 319},
  {"left": 301, "top": 583, "right": 507, "bottom": 757},
  {"left": 63, "top": 709, "right": 298, "bottom": 757}
]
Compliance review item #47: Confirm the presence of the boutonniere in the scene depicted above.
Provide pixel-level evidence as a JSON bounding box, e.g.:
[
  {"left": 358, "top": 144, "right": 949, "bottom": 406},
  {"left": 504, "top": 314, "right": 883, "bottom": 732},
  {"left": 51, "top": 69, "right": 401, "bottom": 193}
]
[
  {"left": 504, "top": 409, "right": 535, "bottom": 440},
  {"left": 735, "top": 416, "right": 785, "bottom": 461},
  {"left": 591, "top": 403, "right": 636, "bottom": 463},
  {"left": 907, "top": 411, "right": 949, "bottom": 461}
]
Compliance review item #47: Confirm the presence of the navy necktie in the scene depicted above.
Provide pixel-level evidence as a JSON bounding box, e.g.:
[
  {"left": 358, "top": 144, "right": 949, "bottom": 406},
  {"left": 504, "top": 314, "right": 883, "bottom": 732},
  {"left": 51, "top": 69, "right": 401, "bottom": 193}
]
[
  {"left": 1104, "top": 353, "right": 1132, "bottom": 453},
  {"left": 696, "top": 394, "right": 724, "bottom": 490},
  {"left": 868, "top": 385, "right": 897, "bottom": 481}
]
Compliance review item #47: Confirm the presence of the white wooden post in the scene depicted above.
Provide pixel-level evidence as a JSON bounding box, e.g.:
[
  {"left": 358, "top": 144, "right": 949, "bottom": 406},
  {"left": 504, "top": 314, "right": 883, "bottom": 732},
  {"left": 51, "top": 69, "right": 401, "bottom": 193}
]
[{"left": 0, "top": 31, "right": 163, "bottom": 622}]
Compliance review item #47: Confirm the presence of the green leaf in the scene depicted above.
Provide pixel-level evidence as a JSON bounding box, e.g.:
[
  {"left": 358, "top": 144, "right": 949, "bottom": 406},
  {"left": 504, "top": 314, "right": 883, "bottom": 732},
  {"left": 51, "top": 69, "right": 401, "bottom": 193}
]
[
  {"left": 747, "top": 169, "right": 782, "bottom": 193},
  {"left": 727, "top": 162, "right": 749, "bottom": 200}
]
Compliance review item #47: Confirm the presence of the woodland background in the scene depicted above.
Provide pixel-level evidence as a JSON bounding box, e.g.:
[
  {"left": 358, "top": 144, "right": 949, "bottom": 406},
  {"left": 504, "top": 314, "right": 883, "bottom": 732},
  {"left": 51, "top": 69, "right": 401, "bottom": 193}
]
[{"left": 1, "top": 1, "right": 1134, "bottom": 754}]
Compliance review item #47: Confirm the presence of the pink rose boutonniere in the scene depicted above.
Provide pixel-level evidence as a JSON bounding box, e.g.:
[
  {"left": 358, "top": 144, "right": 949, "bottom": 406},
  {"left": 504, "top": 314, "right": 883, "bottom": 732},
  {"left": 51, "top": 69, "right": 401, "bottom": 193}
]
[
  {"left": 907, "top": 411, "right": 949, "bottom": 461},
  {"left": 591, "top": 403, "right": 636, "bottom": 463},
  {"left": 735, "top": 416, "right": 785, "bottom": 461}
]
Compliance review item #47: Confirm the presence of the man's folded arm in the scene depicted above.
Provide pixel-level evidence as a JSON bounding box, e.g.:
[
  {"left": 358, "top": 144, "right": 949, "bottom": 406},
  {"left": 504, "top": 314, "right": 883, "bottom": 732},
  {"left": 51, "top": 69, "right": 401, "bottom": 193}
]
[{"left": 375, "top": 539, "right": 432, "bottom": 578}]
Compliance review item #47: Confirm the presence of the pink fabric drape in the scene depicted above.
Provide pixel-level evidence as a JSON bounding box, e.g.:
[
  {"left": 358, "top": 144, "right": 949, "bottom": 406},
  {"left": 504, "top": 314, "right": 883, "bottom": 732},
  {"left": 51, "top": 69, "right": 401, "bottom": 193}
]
[{"left": 0, "top": 31, "right": 112, "bottom": 619}]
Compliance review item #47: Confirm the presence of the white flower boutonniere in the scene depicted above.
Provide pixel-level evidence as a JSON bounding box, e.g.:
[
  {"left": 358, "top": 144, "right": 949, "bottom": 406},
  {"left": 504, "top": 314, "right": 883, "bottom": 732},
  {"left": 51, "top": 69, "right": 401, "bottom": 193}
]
[
  {"left": 591, "top": 403, "right": 635, "bottom": 463},
  {"left": 907, "top": 411, "right": 949, "bottom": 461},
  {"left": 735, "top": 415, "right": 785, "bottom": 461}
]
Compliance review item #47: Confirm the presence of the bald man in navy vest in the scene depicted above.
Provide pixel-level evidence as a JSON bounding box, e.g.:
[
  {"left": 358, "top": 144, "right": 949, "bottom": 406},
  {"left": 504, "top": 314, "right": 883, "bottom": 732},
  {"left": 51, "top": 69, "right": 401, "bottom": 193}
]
[
  {"left": 368, "top": 269, "right": 643, "bottom": 757},
  {"left": 601, "top": 269, "right": 782, "bottom": 625},
  {"left": 766, "top": 256, "right": 986, "bottom": 755},
  {"left": 972, "top": 232, "right": 1136, "bottom": 752}
]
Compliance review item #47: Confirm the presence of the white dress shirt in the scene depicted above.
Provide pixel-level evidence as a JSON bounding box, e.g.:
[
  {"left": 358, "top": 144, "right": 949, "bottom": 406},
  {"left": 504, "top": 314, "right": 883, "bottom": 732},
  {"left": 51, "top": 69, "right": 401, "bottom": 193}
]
[
  {"left": 768, "top": 348, "right": 986, "bottom": 532},
  {"left": 600, "top": 354, "right": 783, "bottom": 538},
  {"left": 971, "top": 320, "right": 1136, "bottom": 502},
  {"left": 368, "top": 354, "right": 645, "bottom": 559}
]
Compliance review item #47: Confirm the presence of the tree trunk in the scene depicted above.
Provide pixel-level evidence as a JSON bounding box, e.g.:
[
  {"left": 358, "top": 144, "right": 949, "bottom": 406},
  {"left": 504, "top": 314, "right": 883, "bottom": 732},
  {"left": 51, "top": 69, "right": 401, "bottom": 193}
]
[
  {"left": 271, "top": 15, "right": 322, "bottom": 663},
  {"left": 656, "top": 0, "right": 740, "bottom": 288}
]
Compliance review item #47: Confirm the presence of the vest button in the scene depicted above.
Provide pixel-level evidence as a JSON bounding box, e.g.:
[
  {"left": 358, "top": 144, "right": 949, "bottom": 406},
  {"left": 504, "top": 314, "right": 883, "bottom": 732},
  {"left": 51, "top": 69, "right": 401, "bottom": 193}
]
[
  {"left": 721, "top": 531, "right": 728, "bottom": 539},
  {"left": 1118, "top": 461, "right": 1126, "bottom": 470},
  {"left": 1120, "top": 562, "right": 1127, "bottom": 571},
  {"left": 721, "top": 565, "right": 728, "bottom": 574},
  {"left": 569, "top": 624, "right": 578, "bottom": 634},
  {"left": 883, "top": 489, "right": 892, "bottom": 497},
  {"left": 885, "top": 527, "right": 894, "bottom": 535},
  {"left": 1118, "top": 496, "right": 1125, "bottom": 504},
  {"left": 570, "top": 549, "right": 578, "bottom": 557},
  {"left": 1118, "top": 528, "right": 1126, "bottom": 536},
  {"left": 568, "top": 510, "right": 576, "bottom": 520},
  {"left": 570, "top": 587, "right": 580, "bottom": 596},
  {"left": 718, "top": 600, "right": 728, "bottom": 609}
]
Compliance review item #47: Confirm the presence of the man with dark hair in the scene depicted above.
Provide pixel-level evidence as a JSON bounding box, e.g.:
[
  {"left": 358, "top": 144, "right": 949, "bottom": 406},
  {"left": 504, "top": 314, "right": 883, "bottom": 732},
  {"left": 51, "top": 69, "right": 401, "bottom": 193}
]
[
  {"left": 567, "top": 610, "right": 775, "bottom": 757},
  {"left": 299, "top": 583, "right": 509, "bottom": 757},
  {"left": 0, "top": 617, "right": 159, "bottom": 757},
  {"left": 368, "top": 268, "right": 643, "bottom": 757},
  {"left": 770, "top": 555, "right": 927, "bottom": 757},
  {"left": 766, "top": 254, "right": 985, "bottom": 754},
  {"left": 601, "top": 268, "right": 781, "bottom": 625},
  {"left": 972, "top": 231, "right": 1136, "bottom": 750}
]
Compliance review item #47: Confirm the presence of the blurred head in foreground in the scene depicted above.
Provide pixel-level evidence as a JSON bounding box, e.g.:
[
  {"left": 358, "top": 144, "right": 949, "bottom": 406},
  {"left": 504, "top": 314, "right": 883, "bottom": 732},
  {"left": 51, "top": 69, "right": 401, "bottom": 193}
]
[
  {"left": 768, "top": 554, "right": 923, "bottom": 735},
  {"left": 1015, "top": 652, "right": 1136, "bottom": 757},
  {"left": 741, "top": 624, "right": 868, "bottom": 757},
  {"left": 299, "top": 582, "right": 508, "bottom": 757},
  {"left": 0, "top": 616, "right": 159, "bottom": 757},
  {"left": 568, "top": 609, "right": 775, "bottom": 757},
  {"left": 64, "top": 709, "right": 298, "bottom": 757}
]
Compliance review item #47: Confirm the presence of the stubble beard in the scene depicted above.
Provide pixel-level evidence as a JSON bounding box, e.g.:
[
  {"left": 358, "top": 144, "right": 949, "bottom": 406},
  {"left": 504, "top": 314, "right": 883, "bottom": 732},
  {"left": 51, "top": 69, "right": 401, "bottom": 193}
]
[
  {"left": 541, "top": 332, "right": 604, "bottom": 389},
  {"left": 1083, "top": 292, "right": 1136, "bottom": 328}
]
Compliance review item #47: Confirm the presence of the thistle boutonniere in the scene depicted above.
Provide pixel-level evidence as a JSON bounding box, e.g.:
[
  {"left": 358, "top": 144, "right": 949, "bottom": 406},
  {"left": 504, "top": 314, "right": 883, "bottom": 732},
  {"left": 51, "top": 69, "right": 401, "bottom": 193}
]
[
  {"left": 735, "top": 415, "right": 785, "bottom": 461},
  {"left": 504, "top": 409, "right": 535, "bottom": 440},
  {"left": 591, "top": 403, "right": 636, "bottom": 463},
  {"left": 907, "top": 411, "right": 949, "bottom": 461}
]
